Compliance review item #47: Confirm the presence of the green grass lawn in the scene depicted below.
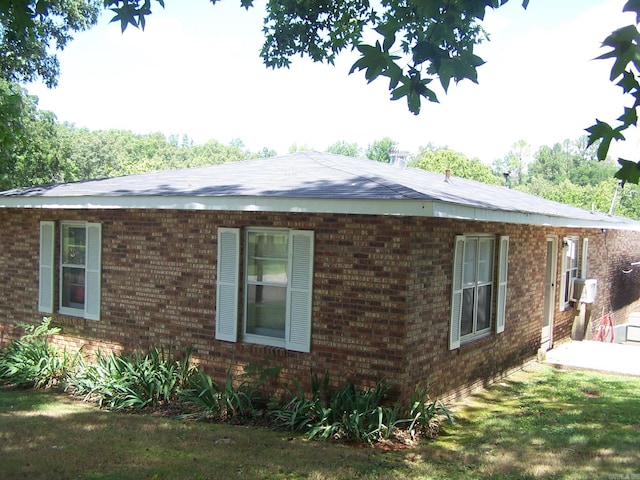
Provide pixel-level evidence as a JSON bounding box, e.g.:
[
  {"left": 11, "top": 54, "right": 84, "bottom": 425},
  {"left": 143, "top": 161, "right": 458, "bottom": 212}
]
[{"left": 1, "top": 363, "right": 639, "bottom": 480}]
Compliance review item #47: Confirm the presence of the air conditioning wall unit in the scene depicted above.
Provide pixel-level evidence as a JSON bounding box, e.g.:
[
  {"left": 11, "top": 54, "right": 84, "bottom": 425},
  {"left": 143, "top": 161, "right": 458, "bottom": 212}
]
[{"left": 571, "top": 278, "right": 597, "bottom": 304}]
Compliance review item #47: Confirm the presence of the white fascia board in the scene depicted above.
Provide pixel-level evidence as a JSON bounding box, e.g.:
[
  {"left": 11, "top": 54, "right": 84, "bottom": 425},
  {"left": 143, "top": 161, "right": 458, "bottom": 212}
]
[
  {"left": 2, "top": 195, "right": 639, "bottom": 230},
  {"left": 432, "top": 202, "right": 640, "bottom": 230},
  {"left": 0, "top": 195, "right": 436, "bottom": 216}
]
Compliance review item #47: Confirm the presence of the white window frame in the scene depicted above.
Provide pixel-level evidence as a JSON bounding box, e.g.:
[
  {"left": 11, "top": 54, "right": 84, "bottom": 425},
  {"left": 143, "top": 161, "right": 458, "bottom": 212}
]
[
  {"left": 39, "top": 221, "right": 102, "bottom": 320},
  {"left": 450, "top": 234, "right": 508, "bottom": 350},
  {"left": 560, "top": 236, "right": 579, "bottom": 311},
  {"left": 215, "top": 227, "right": 314, "bottom": 353},
  {"left": 243, "top": 228, "right": 291, "bottom": 347}
]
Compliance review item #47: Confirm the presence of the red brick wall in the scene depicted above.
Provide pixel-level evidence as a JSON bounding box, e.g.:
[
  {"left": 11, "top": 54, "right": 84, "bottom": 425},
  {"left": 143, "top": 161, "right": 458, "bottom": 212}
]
[{"left": 1, "top": 207, "right": 639, "bottom": 401}]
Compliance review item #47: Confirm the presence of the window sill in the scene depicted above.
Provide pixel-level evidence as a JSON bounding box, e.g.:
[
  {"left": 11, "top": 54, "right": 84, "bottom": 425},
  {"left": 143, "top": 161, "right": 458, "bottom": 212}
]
[
  {"left": 243, "top": 333, "right": 285, "bottom": 350},
  {"left": 58, "top": 307, "right": 84, "bottom": 318},
  {"left": 458, "top": 334, "right": 495, "bottom": 354}
]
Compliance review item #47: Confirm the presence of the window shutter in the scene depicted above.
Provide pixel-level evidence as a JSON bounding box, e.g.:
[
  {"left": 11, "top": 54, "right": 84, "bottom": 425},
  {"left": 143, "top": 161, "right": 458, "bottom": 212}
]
[
  {"left": 581, "top": 238, "right": 589, "bottom": 278},
  {"left": 286, "top": 230, "right": 314, "bottom": 353},
  {"left": 449, "top": 235, "right": 465, "bottom": 350},
  {"left": 216, "top": 228, "right": 239, "bottom": 342},
  {"left": 39, "top": 221, "right": 55, "bottom": 314},
  {"left": 85, "top": 223, "right": 102, "bottom": 321},
  {"left": 496, "top": 235, "right": 509, "bottom": 334}
]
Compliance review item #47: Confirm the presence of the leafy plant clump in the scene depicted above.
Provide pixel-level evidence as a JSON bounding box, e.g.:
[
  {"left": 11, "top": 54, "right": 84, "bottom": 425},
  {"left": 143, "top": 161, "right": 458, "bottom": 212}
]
[
  {"left": 70, "top": 347, "right": 193, "bottom": 411},
  {"left": 0, "top": 319, "right": 451, "bottom": 445},
  {"left": 270, "top": 373, "right": 453, "bottom": 444},
  {"left": 0, "top": 317, "right": 77, "bottom": 389},
  {"left": 178, "top": 369, "right": 262, "bottom": 422}
]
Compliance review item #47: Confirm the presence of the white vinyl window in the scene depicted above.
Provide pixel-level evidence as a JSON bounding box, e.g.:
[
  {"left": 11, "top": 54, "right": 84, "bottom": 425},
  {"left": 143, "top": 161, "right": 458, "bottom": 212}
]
[
  {"left": 450, "top": 234, "right": 509, "bottom": 350},
  {"left": 245, "top": 230, "right": 289, "bottom": 341},
  {"left": 39, "top": 221, "right": 102, "bottom": 320},
  {"left": 560, "top": 236, "right": 579, "bottom": 310},
  {"left": 215, "top": 227, "right": 314, "bottom": 353}
]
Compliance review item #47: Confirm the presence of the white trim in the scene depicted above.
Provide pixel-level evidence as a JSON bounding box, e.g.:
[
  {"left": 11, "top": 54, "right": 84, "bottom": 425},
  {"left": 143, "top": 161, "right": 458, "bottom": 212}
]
[
  {"left": 560, "top": 236, "right": 579, "bottom": 311},
  {"left": 58, "top": 221, "right": 102, "bottom": 320},
  {"left": 496, "top": 236, "right": 509, "bottom": 334},
  {"left": 84, "top": 223, "right": 102, "bottom": 321},
  {"left": 241, "top": 228, "right": 314, "bottom": 352},
  {"left": 542, "top": 236, "right": 558, "bottom": 350},
  {"left": 449, "top": 236, "right": 465, "bottom": 350},
  {"left": 581, "top": 238, "right": 589, "bottom": 279},
  {"left": 1, "top": 195, "right": 637, "bottom": 230},
  {"left": 215, "top": 228, "right": 240, "bottom": 343},
  {"left": 38, "top": 221, "right": 55, "bottom": 314},
  {"left": 286, "top": 230, "right": 314, "bottom": 353}
]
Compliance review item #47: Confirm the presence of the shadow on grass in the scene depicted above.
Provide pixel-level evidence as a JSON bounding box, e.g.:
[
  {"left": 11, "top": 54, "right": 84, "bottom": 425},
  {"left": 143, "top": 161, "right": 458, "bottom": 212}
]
[
  {"left": 426, "top": 365, "right": 640, "bottom": 479},
  {"left": 0, "top": 387, "right": 409, "bottom": 480},
  {"left": 2, "top": 366, "right": 640, "bottom": 480}
]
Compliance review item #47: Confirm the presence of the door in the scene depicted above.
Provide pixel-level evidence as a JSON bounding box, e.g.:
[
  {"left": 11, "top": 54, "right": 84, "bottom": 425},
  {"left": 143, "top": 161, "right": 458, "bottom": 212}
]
[{"left": 542, "top": 236, "right": 557, "bottom": 350}]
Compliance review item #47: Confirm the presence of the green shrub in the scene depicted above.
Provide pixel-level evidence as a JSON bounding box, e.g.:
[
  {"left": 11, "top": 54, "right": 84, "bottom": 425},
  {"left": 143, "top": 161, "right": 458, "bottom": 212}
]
[
  {"left": 179, "top": 368, "right": 263, "bottom": 421},
  {"left": 1, "top": 318, "right": 451, "bottom": 445},
  {"left": 402, "top": 383, "right": 453, "bottom": 439},
  {"left": 0, "top": 317, "right": 77, "bottom": 389},
  {"left": 271, "top": 373, "right": 393, "bottom": 443},
  {"left": 271, "top": 373, "right": 453, "bottom": 444},
  {"left": 71, "top": 347, "right": 192, "bottom": 411}
]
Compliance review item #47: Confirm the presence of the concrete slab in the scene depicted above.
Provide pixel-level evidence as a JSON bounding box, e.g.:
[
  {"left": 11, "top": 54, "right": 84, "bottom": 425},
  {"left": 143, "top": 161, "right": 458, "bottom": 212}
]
[{"left": 544, "top": 340, "right": 640, "bottom": 377}]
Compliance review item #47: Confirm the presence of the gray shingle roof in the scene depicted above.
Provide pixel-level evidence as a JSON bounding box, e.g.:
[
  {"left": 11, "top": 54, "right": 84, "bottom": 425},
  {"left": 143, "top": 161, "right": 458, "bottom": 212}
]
[{"left": 1, "top": 151, "right": 638, "bottom": 230}]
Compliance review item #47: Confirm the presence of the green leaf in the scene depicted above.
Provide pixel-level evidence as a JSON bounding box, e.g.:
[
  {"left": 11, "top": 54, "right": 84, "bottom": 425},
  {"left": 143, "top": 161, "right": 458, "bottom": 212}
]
[
  {"left": 375, "top": 19, "right": 400, "bottom": 52},
  {"left": 585, "top": 119, "right": 626, "bottom": 160},
  {"left": 615, "top": 158, "right": 640, "bottom": 185},
  {"left": 623, "top": 0, "right": 640, "bottom": 23},
  {"left": 618, "top": 70, "right": 639, "bottom": 93},
  {"left": 597, "top": 25, "right": 640, "bottom": 81},
  {"left": 391, "top": 72, "right": 438, "bottom": 115},
  {"left": 109, "top": 5, "right": 140, "bottom": 32},
  {"left": 618, "top": 107, "right": 638, "bottom": 128},
  {"left": 412, "top": 41, "right": 446, "bottom": 67},
  {"left": 349, "top": 42, "right": 400, "bottom": 84}
]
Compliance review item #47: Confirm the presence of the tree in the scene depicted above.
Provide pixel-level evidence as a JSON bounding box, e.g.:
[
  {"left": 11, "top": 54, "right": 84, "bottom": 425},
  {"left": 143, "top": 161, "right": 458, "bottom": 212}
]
[
  {"left": 411, "top": 148, "right": 502, "bottom": 185},
  {"left": 326, "top": 141, "right": 361, "bottom": 157},
  {"left": 526, "top": 137, "right": 615, "bottom": 187},
  {"left": 0, "top": 0, "right": 100, "bottom": 87},
  {"left": 585, "top": 1, "right": 640, "bottom": 184},
  {"left": 288, "top": 143, "right": 313, "bottom": 154},
  {"left": 0, "top": 79, "right": 31, "bottom": 161},
  {"left": 491, "top": 140, "right": 532, "bottom": 186},
  {"left": 5, "top": 1, "right": 640, "bottom": 185},
  {"left": 0, "top": 84, "right": 74, "bottom": 190},
  {"left": 366, "top": 138, "right": 396, "bottom": 163}
]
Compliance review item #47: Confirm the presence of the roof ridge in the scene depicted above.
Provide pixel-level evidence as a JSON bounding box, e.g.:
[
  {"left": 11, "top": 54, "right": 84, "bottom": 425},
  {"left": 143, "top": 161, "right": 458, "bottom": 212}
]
[{"left": 308, "top": 153, "right": 423, "bottom": 200}]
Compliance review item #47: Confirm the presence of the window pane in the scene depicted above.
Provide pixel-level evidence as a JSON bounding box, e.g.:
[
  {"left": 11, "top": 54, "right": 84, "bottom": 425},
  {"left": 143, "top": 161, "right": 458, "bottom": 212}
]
[
  {"left": 62, "top": 267, "right": 85, "bottom": 309},
  {"left": 477, "top": 285, "right": 492, "bottom": 331},
  {"left": 247, "top": 259, "right": 287, "bottom": 284},
  {"left": 461, "top": 288, "right": 474, "bottom": 336},
  {"left": 62, "top": 225, "right": 86, "bottom": 265},
  {"left": 568, "top": 239, "right": 578, "bottom": 268},
  {"left": 248, "top": 232, "right": 288, "bottom": 259},
  {"left": 463, "top": 238, "right": 477, "bottom": 285},
  {"left": 246, "top": 285, "right": 286, "bottom": 338},
  {"left": 478, "top": 239, "right": 494, "bottom": 283},
  {"left": 564, "top": 270, "right": 572, "bottom": 303}
]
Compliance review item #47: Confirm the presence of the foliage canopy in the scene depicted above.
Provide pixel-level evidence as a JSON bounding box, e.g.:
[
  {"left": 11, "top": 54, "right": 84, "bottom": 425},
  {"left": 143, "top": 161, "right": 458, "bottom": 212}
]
[{"left": 3, "top": 1, "right": 640, "bottom": 184}]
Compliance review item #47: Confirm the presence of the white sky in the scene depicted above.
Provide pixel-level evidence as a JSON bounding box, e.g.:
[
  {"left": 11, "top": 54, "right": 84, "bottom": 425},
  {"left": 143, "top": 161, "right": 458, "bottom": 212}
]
[{"left": 27, "top": 0, "right": 639, "bottom": 163}]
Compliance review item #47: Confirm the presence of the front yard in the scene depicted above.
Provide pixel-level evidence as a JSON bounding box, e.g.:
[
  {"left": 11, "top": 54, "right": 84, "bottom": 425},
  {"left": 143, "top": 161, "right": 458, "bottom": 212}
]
[{"left": 1, "top": 363, "right": 639, "bottom": 480}]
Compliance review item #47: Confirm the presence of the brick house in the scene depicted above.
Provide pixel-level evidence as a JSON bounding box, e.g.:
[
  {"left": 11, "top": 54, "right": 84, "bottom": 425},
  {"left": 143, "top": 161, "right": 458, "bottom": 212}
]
[{"left": 1, "top": 152, "right": 640, "bottom": 401}]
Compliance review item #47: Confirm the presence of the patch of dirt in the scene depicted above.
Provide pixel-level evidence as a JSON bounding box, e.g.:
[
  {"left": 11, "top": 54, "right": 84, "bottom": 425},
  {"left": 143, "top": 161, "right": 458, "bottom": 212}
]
[{"left": 582, "top": 389, "right": 601, "bottom": 398}]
